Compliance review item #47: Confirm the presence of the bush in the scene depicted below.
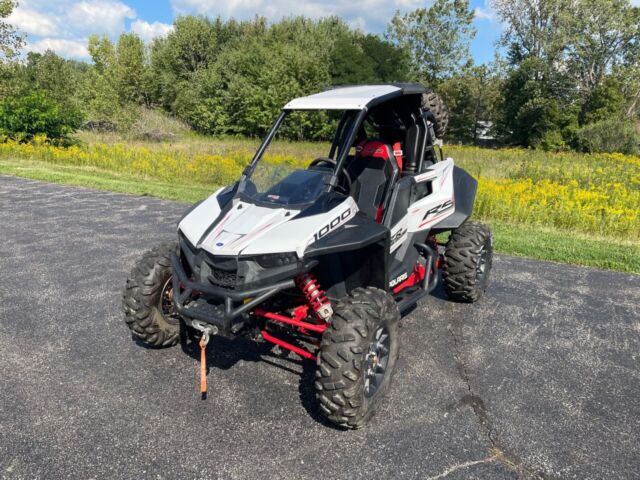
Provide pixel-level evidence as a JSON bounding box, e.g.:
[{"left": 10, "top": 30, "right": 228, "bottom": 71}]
[
  {"left": 574, "top": 118, "right": 640, "bottom": 155},
  {"left": 0, "top": 91, "right": 82, "bottom": 142}
]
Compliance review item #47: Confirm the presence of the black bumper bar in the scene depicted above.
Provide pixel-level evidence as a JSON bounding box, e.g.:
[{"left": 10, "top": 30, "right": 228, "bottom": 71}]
[{"left": 170, "top": 252, "right": 296, "bottom": 333}]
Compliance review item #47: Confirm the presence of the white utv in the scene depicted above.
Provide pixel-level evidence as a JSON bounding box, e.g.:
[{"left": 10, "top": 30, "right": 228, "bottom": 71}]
[{"left": 123, "top": 84, "right": 493, "bottom": 429}]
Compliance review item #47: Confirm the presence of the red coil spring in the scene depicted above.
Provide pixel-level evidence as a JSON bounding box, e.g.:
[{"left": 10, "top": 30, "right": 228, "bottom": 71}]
[{"left": 295, "top": 273, "right": 330, "bottom": 317}]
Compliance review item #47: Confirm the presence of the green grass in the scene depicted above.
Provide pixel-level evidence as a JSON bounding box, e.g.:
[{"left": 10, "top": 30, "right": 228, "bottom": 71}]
[
  {"left": 489, "top": 222, "right": 639, "bottom": 273},
  {"left": 1, "top": 156, "right": 638, "bottom": 274},
  {"left": 0, "top": 158, "right": 211, "bottom": 202}
]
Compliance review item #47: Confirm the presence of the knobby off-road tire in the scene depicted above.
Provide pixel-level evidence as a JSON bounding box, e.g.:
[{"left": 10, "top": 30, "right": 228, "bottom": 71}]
[
  {"left": 443, "top": 221, "right": 493, "bottom": 303},
  {"left": 122, "top": 242, "right": 181, "bottom": 348},
  {"left": 421, "top": 88, "right": 449, "bottom": 138},
  {"left": 315, "top": 287, "right": 400, "bottom": 429}
]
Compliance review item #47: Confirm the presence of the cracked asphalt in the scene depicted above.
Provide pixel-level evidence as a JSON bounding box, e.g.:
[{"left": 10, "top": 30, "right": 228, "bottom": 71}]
[{"left": 1, "top": 176, "right": 639, "bottom": 479}]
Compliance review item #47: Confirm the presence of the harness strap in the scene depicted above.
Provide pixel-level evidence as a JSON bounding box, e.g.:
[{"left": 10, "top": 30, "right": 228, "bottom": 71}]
[{"left": 392, "top": 141, "right": 403, "bottom": 170}]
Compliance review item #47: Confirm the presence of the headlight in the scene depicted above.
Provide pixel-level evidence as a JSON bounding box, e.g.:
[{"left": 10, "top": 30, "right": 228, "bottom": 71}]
[{"left": 255, "top": 252, "right": 298, "bottom": 268}]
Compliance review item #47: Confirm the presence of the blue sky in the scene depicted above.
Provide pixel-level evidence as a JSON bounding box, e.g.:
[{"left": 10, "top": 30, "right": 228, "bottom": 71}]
[{"left": 8, "top": 0, "right": 502, "bottom": 64}]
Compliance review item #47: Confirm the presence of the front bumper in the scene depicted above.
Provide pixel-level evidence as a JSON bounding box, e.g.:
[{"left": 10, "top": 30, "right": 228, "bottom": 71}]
[{"left": 170, "top": 252, "right": 295, "bottom": 335}]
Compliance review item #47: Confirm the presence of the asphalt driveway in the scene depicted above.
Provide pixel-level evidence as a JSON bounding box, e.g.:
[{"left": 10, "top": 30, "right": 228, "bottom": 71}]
[{"left": 1, "top": 176, "right": 638, "bottom": 479}]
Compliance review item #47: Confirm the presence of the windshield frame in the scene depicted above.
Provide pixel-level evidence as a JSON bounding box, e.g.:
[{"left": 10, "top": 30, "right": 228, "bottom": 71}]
[{"left": 240, "top": 108, "right": 367, "bottom": 197}]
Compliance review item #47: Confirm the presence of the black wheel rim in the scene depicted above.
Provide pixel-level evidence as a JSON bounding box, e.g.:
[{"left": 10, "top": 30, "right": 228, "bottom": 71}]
[
  {"left": 476, "top": 244, "right": 489, "bottom": 284},
  {"left": 158, "top": 277, "right": 174, "bottom": 319},
  {"left": 363, "top": 326, "right": 390, "bottom": 398}
]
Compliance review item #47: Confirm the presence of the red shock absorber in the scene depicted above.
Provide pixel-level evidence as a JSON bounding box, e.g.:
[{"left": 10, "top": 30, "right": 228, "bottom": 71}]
[{"left": 295, "top": 273, "right": 333, "bottom": 321}]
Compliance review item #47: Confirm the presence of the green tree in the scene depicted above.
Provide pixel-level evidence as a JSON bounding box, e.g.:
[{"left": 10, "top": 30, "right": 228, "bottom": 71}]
[
  {"left": 566, "top": 0, "right": 640, "bottom": 100},
  {"left": 360, "top": 34, "right": 410, "bottom": 82},
  {"left": 88, "top": 34, "right": 115, "bottom": 73},
  {"left": 0, "top": 0, "right": 23, "bottom": 60},
  {"left": 23, "top": 51, "right": 86, "bottom": 108},
  {"left": 564, "top": 0, "right": 640, "bottom": 121},
  {"left": 440, "top": 64, "right": 502, "bottom": 143},
  {"left": 149, "top": 15, "right": 243, "bottom": 111},
  {"left": 114, "top": 33, "right": 148, "bottom": 105},
  {"left": 0, "top": 91, "right": 81, "bottom": 141},
  {"left": 83, "top": 35, "right": 136, "bottom": 129},
  {"left": 496, "top": 57, "right": 578, "bottom": 148},
  {"left": 582, "top": 77, "right": 626, "bottom": 124},
  {"left": 493, "top": 0, "right": 573, "bottom": 66},
  {"left": 329, "top": 33, "right": 376, "bottom": 85},
  {"left": 175, "top": 37, "right": 331, "bottom": 139},
  {"left": 386, "top": 0, "right": 476, "bottom": 84}
]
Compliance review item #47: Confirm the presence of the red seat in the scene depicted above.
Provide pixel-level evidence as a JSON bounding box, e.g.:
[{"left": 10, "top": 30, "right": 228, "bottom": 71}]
[{"left": 357, "top": 140, "right": 403, "bottom": 171}]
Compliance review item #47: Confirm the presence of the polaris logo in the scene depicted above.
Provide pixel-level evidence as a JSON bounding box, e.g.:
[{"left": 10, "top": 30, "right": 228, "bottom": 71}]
[
  {"left": 389, "top": 272, "right": 408, "bottom": 288},
  {"left": 422, "top": 199, "right": 454, "bottom": 221},
  {"left": 314, "top": 208, "right": 351, "bottom": 241}
]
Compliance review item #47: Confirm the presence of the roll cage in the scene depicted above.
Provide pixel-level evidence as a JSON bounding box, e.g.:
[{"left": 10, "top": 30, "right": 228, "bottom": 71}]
[{"left": 240, "top": 84, "right": 442, "bottom": 204}]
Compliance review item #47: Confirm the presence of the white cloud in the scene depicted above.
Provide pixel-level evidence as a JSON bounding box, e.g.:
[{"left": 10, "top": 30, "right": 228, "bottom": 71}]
[
  {"left": 474, "top": 1, "right": 496, "bottom": 22},
  {"left": 170, "top": 0, "right": 425, "bottom": 32},
  {"left": 6, "top": 0, "right": 140, "bottom": 59},
  {"left": 67, "top": 0, "right": 136, "bottom": 36},
  {"left": 130, "top": 19, "right": 174, "bottom": 43},
  {"left": 348, "top": 16, "right": 367, "bottom": 32},
  {"left": 7, "top": 8, "right": 58, "bottom": 36},
  {"left": 28, "top": 38, "right": 90, "bottom": 58}
]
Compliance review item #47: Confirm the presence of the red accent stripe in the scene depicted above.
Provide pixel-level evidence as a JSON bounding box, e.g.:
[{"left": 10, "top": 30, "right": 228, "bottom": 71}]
[
  {"left": 375, "top": 204, "right": 384, "bottom": 223},
  {"left": 209, "top": 212, "right": 232, "bottom": 240},
  {"left": 226, "top": 222, "right": 273, "bottom": 248}
]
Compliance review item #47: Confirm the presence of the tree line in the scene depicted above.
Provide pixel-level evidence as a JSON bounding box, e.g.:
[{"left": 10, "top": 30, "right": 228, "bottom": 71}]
[{"left": 0, "top": 0, "right": 639, "bottom": 154}]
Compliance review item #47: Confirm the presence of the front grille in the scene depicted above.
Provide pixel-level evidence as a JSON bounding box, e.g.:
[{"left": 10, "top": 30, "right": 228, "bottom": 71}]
[
  {"left": 208, "top": 267, "right": 238, "bottom": 288},
  {"left": 201, "top": 253, "right": 241, "bottom": 289}
]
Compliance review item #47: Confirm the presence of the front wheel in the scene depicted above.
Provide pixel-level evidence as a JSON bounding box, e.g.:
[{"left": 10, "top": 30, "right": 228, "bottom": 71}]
[
  {"left": 315, "top": 287, "right": 400, "bottom": 429},
  {"left": 122, "top": 242, "right": 181, "bottom": 347}
]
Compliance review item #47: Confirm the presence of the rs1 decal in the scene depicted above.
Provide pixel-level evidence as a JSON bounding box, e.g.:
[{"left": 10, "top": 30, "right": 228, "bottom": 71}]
[
  {"left": 314, "top": 208, "right": 351, "bottom": 241},
  {"left": 422, "top": 199, "right": 454, "bottom": 221}
]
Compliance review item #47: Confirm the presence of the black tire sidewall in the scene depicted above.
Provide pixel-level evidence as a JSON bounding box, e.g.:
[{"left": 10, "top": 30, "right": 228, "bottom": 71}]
[
  {"left": 122, "top": 242, "right": 181, "bottom": 347},
  {"left": 443, "top": 222, "right": 493, "bottom": 303},
  {"left": 315, "top": 287, "right": 400, "bottom": 428}
]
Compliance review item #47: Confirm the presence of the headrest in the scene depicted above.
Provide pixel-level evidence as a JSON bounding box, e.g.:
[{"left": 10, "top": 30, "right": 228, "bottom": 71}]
[{"left": 356, "top": 140, "right": 391, "bottom": 160}]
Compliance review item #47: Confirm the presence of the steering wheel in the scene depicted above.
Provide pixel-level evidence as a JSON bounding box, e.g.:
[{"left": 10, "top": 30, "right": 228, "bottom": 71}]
[{"left": 308, "top": 157, "right": 353, "bottom": 195}]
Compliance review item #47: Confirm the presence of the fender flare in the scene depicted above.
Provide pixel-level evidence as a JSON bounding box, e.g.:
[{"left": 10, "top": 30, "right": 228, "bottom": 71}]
[{"left": 432, "top": 166, "right": 477, "bottom": 230}]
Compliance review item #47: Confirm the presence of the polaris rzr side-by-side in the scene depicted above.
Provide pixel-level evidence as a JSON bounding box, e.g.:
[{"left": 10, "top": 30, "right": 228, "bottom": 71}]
[{"left": 123, "top": 84, "right": 493, "bottom": 429}]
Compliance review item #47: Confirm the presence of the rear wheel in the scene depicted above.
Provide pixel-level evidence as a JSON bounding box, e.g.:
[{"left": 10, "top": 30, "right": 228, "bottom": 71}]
[
  {"left": 315, "top": 287, "right": 400, "bottom": 429},
  {"left": 122, "top": 242, "right": 181, "bottom": 347},
  {"left": 443, "top": 222, "right": 493, "bottom": 303}
]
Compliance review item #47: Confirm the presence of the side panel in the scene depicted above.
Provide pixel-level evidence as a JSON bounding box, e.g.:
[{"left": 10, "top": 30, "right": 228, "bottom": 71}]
[
  {"left": 305, "top": 212, "right": 390, "bottom": 298},
  {"left": 431, "top": 166, "right": 477, "bottom": 230},
  {"left": 406, "top": 158, "right": 456, "bottom": 233},
  {"left": 304, "top": 212, "right": 389, "bottom": 258}
]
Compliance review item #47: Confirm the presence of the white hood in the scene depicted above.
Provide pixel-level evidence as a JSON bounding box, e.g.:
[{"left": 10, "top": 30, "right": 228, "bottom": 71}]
[{"left": 178, "top": 192, "right": 358, "bottom": 258}]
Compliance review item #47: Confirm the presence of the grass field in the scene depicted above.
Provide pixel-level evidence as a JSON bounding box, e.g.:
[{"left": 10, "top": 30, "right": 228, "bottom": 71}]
[{"left": 1, "top": 133, "right": 638, "bottom": 273}]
